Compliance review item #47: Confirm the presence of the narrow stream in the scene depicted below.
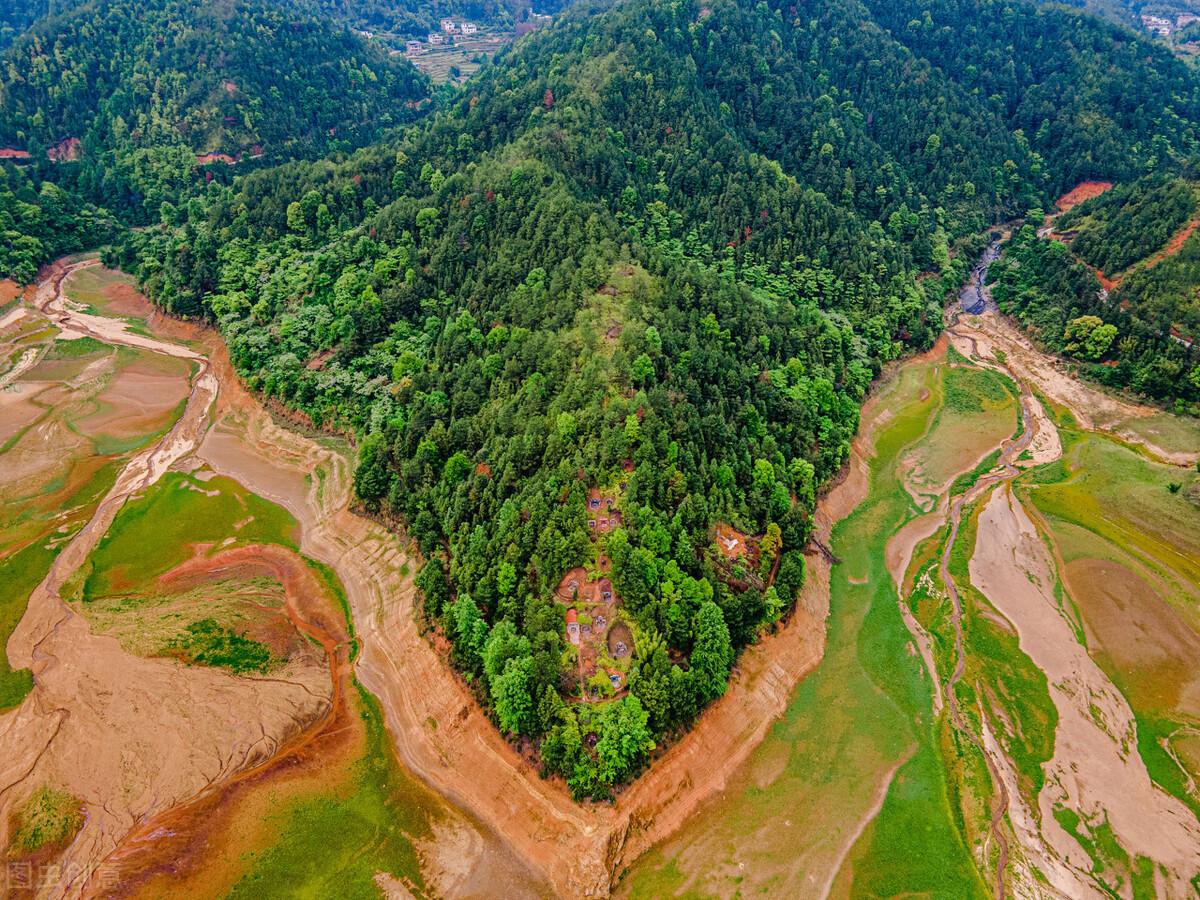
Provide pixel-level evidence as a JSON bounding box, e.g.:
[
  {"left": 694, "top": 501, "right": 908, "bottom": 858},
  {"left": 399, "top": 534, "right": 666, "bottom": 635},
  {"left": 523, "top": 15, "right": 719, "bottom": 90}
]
[{"left": 938, "top": 323, "right": 1042, "bottom": 899}]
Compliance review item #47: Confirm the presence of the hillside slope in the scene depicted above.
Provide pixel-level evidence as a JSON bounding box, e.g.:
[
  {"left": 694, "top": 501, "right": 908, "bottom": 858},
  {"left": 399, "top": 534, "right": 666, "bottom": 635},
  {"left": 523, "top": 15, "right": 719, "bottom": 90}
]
[
  {"left": 862, "top": 0, "right": 1200, "bottom": 192},
  {"left": 107, "top": 0, "right": 1200, "bottom": 797},
  {"left": 990, "top": 174, "right": 1200, "bottom": 404},
  {"left": 0, "top": 0, "right": 430, "bottom": 219}
]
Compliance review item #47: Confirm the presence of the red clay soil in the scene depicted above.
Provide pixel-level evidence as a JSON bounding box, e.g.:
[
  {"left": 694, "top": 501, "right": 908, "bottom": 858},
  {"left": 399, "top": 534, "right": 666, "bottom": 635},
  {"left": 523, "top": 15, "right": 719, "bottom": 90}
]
[
  {"left": 1143, "top": 216, "right": 1200, "bottom": 271},
  {"left": 1055, "top": 180, "right": 1113, "bottom": 212},
  {"left": 48, "top": 137, "right": 81, "bottom": 162},
  {"left": 557, "top": 566, "right": 600, "bottom": 604},
  {"left": 1094, "top": 266, "right": 1120, "bottom": 293},
  {"left": 196, "top": 152, "right": 238, "bottom": 166},
  {"left": 714, "top": 522, "right": 755, "bottom": 563},
  {"left": 87, "top": 544, "right": 356, "bottom": 897}
]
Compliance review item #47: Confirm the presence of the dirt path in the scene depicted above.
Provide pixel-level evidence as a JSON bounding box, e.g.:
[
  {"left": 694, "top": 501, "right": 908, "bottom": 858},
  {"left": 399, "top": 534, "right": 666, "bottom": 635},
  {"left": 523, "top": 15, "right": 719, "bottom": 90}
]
[
  {"left": 1139, "top": 215, "right": 1200, "bottom": 273},
  {"left": 818, "top": 747, "right": 916, "bottom": 900}
]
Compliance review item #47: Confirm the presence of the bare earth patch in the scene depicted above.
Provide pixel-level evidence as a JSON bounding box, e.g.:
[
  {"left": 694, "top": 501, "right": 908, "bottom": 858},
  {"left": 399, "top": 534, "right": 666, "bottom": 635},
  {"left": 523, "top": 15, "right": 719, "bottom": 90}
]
[{"left": 1055, "top": 181, "right": 1114, "bottom": 213}]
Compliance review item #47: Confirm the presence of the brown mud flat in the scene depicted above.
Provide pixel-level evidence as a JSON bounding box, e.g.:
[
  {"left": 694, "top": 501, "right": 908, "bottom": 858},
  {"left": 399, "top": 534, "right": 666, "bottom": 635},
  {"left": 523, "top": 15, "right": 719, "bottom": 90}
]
[
  {"left": 1062, "top": 557, "right": 1200, "bottom": 722},
  {"left": 0, "top": 261, "right": 334, "bottom": 900},
  {"left": 90, "top": 544, "right": 358, "bottom": 898},
  {"left": 970, "top": 487, "right": 1200, "bottom": 893}
]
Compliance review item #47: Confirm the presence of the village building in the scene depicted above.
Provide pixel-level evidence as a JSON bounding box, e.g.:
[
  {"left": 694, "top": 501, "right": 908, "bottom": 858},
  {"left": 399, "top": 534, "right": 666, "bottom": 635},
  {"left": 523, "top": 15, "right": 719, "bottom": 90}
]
[
  {"left": 1141, "top": 14, "right": 1172, "bottom": 36},
  {"left": 440, "top": 18, "right": 458, "bottom": 32},
  {"left": 566, "top": 608, "right": 580, "bottom": 645},
  {"left": 461, "top": 22, "right": 478, "bottom": 35},
  {"left": 406, "top": 40, "right": 424, "bottom": 54}
]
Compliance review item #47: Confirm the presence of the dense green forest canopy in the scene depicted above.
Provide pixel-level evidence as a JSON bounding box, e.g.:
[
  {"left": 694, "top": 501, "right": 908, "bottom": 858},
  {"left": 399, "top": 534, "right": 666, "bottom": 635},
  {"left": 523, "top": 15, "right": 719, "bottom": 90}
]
[
  {"left": 0, "top": 165, "right": 118, "bottom": 283},
  {"left": 860, "top": 0, "right": 1200, "bottom": 193},
  {"left": 0, "top": 0, "right": 429, "bottom": 225},
  {"left": 73, "top": 0, "right": 1200, "bottom": 795},
  {"left": 4, "top": 0, "right": 1200, "bottom": 794},
  {"left": 989, "top": 173, "right": 1200, "bottom": 408},
  {"left": 0, "top": 0, "right": 62, "bottom": 51}
]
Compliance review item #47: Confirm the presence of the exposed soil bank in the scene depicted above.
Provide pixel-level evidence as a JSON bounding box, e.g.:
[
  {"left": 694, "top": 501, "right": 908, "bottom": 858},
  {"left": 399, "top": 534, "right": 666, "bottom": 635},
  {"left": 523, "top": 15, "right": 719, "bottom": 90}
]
[{"left": 0, "top": 261, "right": 335, "bottom": 898}]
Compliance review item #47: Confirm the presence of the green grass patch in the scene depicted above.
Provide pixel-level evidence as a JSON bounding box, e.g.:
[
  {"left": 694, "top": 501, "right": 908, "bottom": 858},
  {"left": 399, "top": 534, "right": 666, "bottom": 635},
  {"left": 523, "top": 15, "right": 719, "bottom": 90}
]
[
  {"left": 87, "top": 394, "right": 190, "bottom": 457},
  {"left": 0, "top": 541, "right": 55, "bottom": 711},
  {"left": 942, "top": 365, "right": 1014, "bottom": 414},
  {"left": 946, "top": 495, "right": 1057, "bottom": 803},
  {"left": 1019, "top": 428, "right": 1200, "bottom": 594},
  {"left": 164, "top": 618, "right": 275, "bottom": 674},
  {"left": 1052, "top": 805, "right": 1134, "bottom": 895},
  {"left": 1134, "top": 716, "right": 1200, "bottom": 821},
  {"left": 307, "top": 557, "right": 357, "bottom": 657},
  {"left": 10, "top": 786, "right": 83, "bottom": 855},
  {"left": 227, "top": 684, "right": 437, "bottom": 899},
  {"left": 45, "top": 336, "right": 109, "bottom": 359},
  {"left": 82, "top": 471, "right": 300, "bottom": 599},
  {"left": 0, "top": 456, "right": 121, "bottom": 711}
]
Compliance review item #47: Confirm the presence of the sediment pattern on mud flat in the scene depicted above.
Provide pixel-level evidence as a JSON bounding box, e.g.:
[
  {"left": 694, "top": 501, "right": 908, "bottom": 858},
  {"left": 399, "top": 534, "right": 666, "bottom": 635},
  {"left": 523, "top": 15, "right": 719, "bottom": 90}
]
[
  {"left": 4, "top": 254, "right": 1197, "bottom": 899},
  {"left": 0, "top": 261, "right": 334, "bottom": 898},
  {"left": 936, "top": 298, "right": 1200, "bottom": 895}
]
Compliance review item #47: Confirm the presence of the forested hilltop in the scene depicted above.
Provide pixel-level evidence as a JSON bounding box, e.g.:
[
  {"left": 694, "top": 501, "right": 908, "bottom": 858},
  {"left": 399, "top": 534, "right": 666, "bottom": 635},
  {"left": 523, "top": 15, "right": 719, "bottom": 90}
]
[
  {"left": 990, "top": 174, "right": 1200, "bottom": 408},
  {"left": 77, "top": 0, "right": 1199, "bottom": 797},
  {"left": 0, "top": 0, "right": 429, "bottom": 278}
]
